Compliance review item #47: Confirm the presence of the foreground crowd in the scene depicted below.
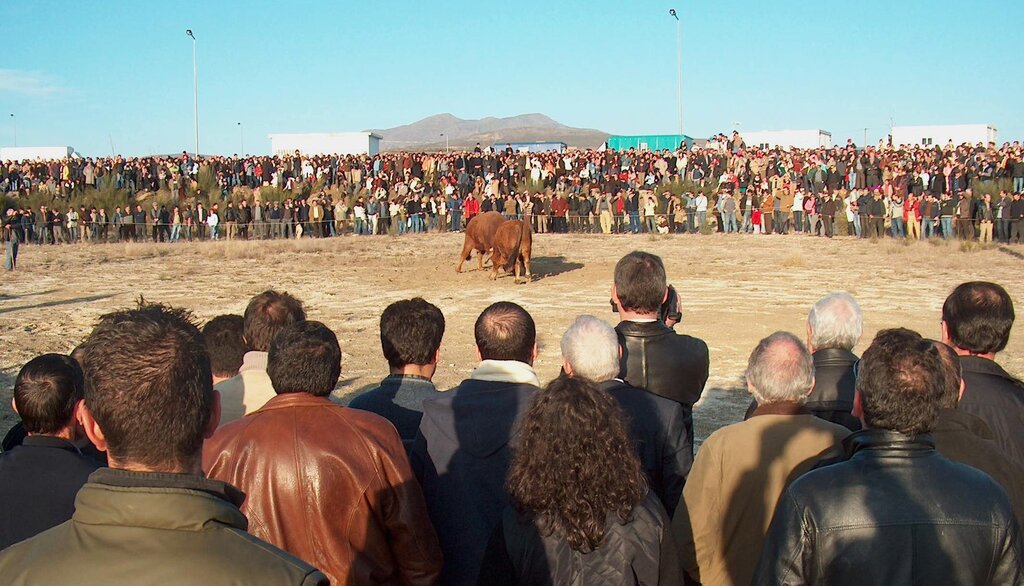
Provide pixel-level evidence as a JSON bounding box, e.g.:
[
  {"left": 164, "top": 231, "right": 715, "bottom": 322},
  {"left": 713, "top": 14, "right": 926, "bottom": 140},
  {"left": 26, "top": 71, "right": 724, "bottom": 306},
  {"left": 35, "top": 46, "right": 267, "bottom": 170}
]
[{"left": 0, "top": 252, "right": 1021, "bottom": 585}]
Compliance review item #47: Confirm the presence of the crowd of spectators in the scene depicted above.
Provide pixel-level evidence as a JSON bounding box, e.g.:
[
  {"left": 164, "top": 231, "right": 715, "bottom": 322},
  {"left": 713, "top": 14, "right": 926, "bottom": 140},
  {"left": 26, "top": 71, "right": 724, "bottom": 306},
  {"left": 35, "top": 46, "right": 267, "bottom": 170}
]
[
  {"left": 0, "top": 251, "right": 1021, "bottom": 585},
  {"left": 3, "top": 133, "right": 1024, "bottom": 247}
]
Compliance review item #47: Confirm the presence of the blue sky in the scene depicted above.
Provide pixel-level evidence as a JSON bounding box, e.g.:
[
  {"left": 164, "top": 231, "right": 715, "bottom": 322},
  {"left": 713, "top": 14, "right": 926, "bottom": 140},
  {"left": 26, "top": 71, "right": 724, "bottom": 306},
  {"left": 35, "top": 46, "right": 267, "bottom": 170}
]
[{"left": 3, "top": 0, "right": 1021, "bottom": 156}]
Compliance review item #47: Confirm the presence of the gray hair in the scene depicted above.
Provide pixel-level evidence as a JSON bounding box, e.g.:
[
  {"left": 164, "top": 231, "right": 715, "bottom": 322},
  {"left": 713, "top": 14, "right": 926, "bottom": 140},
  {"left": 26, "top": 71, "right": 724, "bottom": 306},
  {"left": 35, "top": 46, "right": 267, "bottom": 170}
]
[
  {"left": 808, "top": 293, "right": 863, "bottom": 351},
  {"left": 560, "top": 315, "right": 620, "bottom": 383},
  {"left": 745, "top": 331, "right": 814, "bottom": 405}
]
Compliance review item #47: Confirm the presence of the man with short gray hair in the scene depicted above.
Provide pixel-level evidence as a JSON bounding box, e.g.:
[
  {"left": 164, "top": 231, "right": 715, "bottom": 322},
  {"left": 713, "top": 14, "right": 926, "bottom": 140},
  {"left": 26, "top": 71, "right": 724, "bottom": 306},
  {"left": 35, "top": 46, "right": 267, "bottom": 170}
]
[
  {"left": 560, "top": 315, "right": 692, "bottom": 516},
  {"left": 673, "top": 331, "right": 849, "bottom": 586},
  {"left": 746, "top": 292, "right": 863, "bottom": 431}
]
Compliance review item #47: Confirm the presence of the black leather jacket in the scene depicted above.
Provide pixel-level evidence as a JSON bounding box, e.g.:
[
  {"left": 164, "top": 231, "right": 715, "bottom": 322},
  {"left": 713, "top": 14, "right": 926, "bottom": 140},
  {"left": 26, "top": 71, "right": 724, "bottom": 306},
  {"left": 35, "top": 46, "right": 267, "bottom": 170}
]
[
  {"left": 615, "top": 321, "right": 709, "bottom": 448},
  {"left": 957, "top": 355, "right": 1024, "bottom": 469},
  {"left": 753, "top": 430, "right": 1023, "bottom": 585},
  {"left": 745, "top": 348, "right": 861, "bottom": 431}
]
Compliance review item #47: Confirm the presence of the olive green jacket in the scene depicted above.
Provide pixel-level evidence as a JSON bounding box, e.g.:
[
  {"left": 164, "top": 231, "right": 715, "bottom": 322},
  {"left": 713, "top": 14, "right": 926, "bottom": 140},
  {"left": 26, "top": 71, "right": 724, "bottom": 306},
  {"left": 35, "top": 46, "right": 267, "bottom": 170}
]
[{"left": 0, "top": 468, "right": 328, "bottom": 586}]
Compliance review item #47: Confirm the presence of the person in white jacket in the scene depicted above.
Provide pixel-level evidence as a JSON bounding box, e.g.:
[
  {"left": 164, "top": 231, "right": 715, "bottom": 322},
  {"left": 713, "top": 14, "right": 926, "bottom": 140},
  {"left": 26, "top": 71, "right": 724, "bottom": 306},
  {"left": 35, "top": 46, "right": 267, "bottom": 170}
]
[{"left": 207, "top": 208, "right": 220, "bottom": 240}]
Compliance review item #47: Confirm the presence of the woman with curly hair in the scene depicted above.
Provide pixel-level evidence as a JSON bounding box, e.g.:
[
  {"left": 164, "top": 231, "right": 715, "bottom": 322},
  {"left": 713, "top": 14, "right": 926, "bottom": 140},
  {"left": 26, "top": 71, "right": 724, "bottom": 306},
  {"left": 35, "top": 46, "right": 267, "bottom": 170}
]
[{"left": 477, "top": 376, "right": 682, "bottom": 585}]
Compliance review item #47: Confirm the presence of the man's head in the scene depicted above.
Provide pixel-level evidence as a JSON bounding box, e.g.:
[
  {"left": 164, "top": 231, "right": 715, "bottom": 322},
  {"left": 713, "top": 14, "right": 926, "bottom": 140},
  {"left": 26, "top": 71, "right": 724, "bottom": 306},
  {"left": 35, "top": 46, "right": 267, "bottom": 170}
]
[
  {"left": 560, "top": 315, "right": 619, "bottom": 383},
  {"left": 745, "top": 332, "right": 815, "bottom": 405},
  {"left": 379, "top": 298, "right": 445, "bottom": 375},
  {"left": 612, "top": 251, "right": 668, "bottom": 315},
  {"left": 854, "top": 328, "right": 945, "bottom": 435},
  {"left": 474, "top": 302, "right": 537, "bottom": 364},
  {"left": 13, "top": 354, "right": 85, "bottom": 438},
  {"left": 941, "top": 282, "right": 1014, "bottom": 357},
  {"left": 202, "top": 314, "right": 246, "bottom": 383},
  {"left": 807, "top": 293, "right": 863, "bottom": 352},
  {"left": 242, "top": 290, "right": 306, "bottom": 352},
  {"left": 267, "top": 321, "right": 342, "bottom": 397},
  {"left": 77, "top": 304, "right": 217, "bottom": 473}
]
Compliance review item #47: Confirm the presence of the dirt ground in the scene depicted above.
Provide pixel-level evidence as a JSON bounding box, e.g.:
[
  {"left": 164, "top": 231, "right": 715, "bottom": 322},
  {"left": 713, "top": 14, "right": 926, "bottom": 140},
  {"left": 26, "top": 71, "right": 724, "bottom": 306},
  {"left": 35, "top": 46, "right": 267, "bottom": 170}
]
[{"left": 1, "top": 232, "right": 1022, "bottom": 445}]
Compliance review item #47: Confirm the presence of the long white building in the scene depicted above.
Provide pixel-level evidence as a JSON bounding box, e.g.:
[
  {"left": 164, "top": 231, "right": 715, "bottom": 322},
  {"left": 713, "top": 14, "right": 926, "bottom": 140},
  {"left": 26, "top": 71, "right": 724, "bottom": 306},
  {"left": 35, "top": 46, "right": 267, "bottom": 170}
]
[
  {"left": 740, "top": 129, "right": 832, "bottom": 150},
  {"left": 268, "top": 132, "right": 382, "bottom": 156},
  {"left": 890, "top": 124, "right": 997, "bottom": 148}
]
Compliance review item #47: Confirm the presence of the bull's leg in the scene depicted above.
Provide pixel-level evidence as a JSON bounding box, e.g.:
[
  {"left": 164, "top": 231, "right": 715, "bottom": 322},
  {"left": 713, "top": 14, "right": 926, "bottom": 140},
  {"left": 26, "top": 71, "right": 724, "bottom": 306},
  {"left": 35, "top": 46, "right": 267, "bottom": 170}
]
[
  {"left": 477, "top": 248, "right": 485, "bottom": 272},
  {"left": 457, "top": 241, "right": 473, "bottom": 273},
  {"left": 513, "top": 257, "right": 522, "bottom": 284},
  {"left": 523, "top": 251, "right": 532, "bottom": 281}
]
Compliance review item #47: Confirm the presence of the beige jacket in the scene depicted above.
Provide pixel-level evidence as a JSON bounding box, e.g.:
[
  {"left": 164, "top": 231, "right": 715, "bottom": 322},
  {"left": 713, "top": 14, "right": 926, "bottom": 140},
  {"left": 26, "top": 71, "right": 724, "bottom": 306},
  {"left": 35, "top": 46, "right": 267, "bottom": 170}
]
[
  {"left": 215, "top": 351, "right": 277, "bottom": 425},
  {"left": 673, "top": 403, "right": 849, "bottom": 586}
]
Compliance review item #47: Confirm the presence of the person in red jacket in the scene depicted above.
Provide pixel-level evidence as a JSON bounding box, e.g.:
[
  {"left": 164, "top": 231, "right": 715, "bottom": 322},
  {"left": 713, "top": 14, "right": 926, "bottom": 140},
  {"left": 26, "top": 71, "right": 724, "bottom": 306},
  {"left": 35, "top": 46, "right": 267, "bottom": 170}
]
[
  {"left": 464, "top": 195, "right": 480, "bottom": 222},
  {"left": 904, "top": 194, "right": 922, "bottom": 240}
]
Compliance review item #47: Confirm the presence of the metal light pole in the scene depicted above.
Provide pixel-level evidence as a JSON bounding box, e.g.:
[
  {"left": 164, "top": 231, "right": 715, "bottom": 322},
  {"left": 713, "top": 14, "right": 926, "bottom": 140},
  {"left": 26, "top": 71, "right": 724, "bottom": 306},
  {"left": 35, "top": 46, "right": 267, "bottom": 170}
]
[
  {"left": 186, "top": 29, "right": 199, "bottom": 156},
  {"left": 669, "top": 9, "right": 682, "bottom": 135},
  {"left": 238, "top": 122, "right": 244, "bottom": 156},
  {"left": 10, "top": 114, "right": 16, "bottom": 147},
  {"left": 440, "top": 133, "right": 449, "bottom": 154}
]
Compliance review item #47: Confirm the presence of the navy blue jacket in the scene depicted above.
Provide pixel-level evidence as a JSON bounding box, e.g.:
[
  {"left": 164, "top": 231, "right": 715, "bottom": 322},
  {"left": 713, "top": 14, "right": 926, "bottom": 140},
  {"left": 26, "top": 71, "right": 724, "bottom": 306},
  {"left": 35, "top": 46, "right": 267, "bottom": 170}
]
[
  {"left": 411, "top": 378, "right": 538, "bottom": 586},
  {"left": 347, "top": 374, "right": 440, "bottom": 450},
  {"left": 0, "top": 435, "right": 101, "bottom": 550}
]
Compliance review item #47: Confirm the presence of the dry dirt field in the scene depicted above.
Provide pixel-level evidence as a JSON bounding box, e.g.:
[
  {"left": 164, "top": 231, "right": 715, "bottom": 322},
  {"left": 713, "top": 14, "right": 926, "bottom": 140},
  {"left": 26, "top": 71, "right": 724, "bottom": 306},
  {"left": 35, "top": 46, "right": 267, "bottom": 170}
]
[{"left": 1, "top": 232, "right": 1022, "bottom": 444}]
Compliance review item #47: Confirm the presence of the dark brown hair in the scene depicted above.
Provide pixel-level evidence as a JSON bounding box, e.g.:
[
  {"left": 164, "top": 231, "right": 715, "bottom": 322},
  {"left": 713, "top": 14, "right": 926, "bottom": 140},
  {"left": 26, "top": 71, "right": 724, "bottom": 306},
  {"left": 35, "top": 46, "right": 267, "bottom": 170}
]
[
  {"left": 202, "top": 314, "right": 245, "bottom": 378},
  {"left": 942, "top": 282, "right": 1014, "bottom": 355},
  {"left": 78, "top": 303, "right": 213, "bottom": 470},
  {"left": 474, "top": 301, "right": 535, "bottom": 364},
  {"left": 267, "top": 321, "right": 341, "bottom": 397},
  {"left": 14, "top": 354, "right": 84, "bottom": 435},
  {"left": 243, "top": 290, "right": 306, "bottom": 352},
  {"left": 380, "top": 298, "right": 445, "bottom": 368},
  {"left": 857, "top": 328, "right": 945, "bottom": 435},
  {"left": 613, "top": 251, "right": 667, "bottom": 313},
  {"left": 507, "top": 377, "right": 647, "bottom": 552}
]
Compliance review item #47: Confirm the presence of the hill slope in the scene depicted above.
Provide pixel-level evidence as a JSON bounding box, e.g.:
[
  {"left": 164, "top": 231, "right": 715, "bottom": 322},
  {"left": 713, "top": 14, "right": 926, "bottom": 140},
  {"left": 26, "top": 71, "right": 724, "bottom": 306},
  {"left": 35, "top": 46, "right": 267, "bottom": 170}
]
[{"left": 370, "top": 113, "right": 608, "bottom": 151}]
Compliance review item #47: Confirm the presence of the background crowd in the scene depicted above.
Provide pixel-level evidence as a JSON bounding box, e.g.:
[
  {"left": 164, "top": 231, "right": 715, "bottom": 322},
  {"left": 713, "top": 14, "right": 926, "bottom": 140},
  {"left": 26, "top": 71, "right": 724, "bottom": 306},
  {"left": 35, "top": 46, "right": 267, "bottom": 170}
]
[
  {"left": 3, "top": 133, "right": 1024, "bottom": 250},
  {"left": 0, "top": 250, "right": 1021, "bottom": 585}
]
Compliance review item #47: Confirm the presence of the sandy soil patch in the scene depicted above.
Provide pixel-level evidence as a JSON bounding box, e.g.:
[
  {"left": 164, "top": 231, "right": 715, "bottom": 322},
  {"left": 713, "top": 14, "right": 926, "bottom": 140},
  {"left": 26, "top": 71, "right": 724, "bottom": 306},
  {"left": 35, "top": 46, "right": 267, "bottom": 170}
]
[{"left": 1, "top": 232, "right": 1021, "bottom": 444}]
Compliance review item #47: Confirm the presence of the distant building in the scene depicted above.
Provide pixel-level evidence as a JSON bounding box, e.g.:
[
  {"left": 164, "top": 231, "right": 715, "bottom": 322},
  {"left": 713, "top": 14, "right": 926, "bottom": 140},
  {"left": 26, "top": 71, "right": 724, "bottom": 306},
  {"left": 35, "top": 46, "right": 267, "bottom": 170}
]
[
  {"left": 740, "top": 129, "right": 832, "bottom": 150},
  {"left": 267, "top": 132, "right": 382, "bottom": 156},
  {"left": 493, "top": 141, "right": 566, "bottom": 154},
  {"left": 606, "top": 134, "right": 693, "bottom": 152},
  {"left": 0, "top": 146, "right": 78, "bottom": 161},
  {"left": 890, "top": 124, "right": 997, "bottom": 148}
]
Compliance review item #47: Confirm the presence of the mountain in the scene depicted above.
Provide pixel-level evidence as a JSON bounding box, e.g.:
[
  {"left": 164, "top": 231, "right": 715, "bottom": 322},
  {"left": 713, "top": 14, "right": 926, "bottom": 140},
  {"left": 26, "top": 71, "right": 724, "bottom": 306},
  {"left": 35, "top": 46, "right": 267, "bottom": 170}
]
[{"left": 369, "top": 113, "right": 609, "bottom": 151}]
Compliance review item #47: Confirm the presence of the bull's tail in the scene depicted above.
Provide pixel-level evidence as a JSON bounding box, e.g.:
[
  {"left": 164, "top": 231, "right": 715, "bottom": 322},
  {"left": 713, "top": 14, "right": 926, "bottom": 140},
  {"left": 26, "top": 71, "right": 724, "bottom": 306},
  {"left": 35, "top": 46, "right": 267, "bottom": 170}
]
[{"left": 502, "top": 221, "right": 528, "bottom": 272}]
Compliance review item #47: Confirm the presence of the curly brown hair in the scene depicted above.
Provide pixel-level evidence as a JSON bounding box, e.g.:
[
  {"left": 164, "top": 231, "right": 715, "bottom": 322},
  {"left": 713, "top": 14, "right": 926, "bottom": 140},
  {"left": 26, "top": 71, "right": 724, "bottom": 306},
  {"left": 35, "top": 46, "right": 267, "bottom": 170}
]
[{"left": 507, "top": 376, "right": 648, "bottom": 553}]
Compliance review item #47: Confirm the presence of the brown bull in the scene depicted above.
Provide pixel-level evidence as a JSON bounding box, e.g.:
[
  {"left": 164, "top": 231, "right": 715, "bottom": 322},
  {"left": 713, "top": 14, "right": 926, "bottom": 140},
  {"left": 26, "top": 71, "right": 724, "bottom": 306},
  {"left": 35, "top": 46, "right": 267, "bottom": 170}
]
[
  {"left": 456, "top": 211, "right": 505, "bottom": 273},
  {"left": 490, "top": 220, "right": 532, "bottom": 284}
]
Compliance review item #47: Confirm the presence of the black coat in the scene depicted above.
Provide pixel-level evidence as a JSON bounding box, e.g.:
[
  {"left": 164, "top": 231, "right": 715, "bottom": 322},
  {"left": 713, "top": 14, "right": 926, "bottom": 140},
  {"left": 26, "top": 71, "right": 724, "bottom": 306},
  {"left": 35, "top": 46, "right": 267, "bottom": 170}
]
[
  {"left": 745, "top": 348, "right": 862, "bottom": 432},
  {"left": 477, "top": 493, "right": 682, "bottom": 586},
  {"left": 599, "top": 380, "right": 693, "bottom": 517},
  {"left": 0, "top": 435, "right": 101, "bottom": 550},
  {"left": 957, "top": 356, "right": 1024, "bottom": 469},
  {"left": 932, "top": 408, "right": 1024, "bottom": 521},
  {"left": 753, "top": 430, "right": 1022, "bottom": 585},
  {"left": 411, "top": 377, "right": 539, "bottom": 586},
  {"left": 615, "top": 321, "right": 710, "bottom": 451}
]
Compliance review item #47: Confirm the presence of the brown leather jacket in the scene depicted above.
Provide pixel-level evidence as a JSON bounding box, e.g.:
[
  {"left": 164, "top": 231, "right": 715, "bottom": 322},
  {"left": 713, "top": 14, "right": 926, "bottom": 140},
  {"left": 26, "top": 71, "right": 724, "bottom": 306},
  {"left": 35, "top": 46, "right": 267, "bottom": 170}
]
[{"left": 203, "top": 393, "right": 442, "bottom": 586}]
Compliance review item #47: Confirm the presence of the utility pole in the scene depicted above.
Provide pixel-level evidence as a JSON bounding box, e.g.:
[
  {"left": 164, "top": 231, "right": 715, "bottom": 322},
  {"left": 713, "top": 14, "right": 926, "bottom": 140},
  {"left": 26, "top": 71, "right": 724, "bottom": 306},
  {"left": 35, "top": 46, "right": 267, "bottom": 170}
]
[
  {"left": 9, "top": 114, "right": 16, "bottom": 147},
  {"left": 669, "top": 9, "right": 682, "bottom": 135},
  {"left": 238, "top": 122, "right": 244, "bottom": 156},
  {"left": 186, "top": 29, "right": 199, "bottom": 156}
]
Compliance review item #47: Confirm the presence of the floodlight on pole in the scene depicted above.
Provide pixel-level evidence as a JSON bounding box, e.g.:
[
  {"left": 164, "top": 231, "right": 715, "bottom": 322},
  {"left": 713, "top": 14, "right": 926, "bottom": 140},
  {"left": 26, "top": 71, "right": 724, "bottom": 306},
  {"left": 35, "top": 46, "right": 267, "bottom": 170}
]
[
  {"left": 669, "top": 8, "right": 682, "bottom": 135},
  {"left": 440, "top": 133, "right": 449, "bottom": 154},
  {"left": 186, "top": 29, "right": 199, "bottom": 157},
  {"left": 238, "top": 122, "right": 244, "bottom": 156},
  {"left": 9, "top": 114, "right": 15, "bottom": 147}
]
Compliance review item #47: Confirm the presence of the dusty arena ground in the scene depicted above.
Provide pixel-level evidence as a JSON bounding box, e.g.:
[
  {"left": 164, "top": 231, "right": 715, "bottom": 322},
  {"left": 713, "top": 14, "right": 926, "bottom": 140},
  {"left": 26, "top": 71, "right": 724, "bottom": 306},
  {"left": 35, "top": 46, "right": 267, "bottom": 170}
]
[{"left": 1, "top": 232, "right": 1022, "bottom": 444}]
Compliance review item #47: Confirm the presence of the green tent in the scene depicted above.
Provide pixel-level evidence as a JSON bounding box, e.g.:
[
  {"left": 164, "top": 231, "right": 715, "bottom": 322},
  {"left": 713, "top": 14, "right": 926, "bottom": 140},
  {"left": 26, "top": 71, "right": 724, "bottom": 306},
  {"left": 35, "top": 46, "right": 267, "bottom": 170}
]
[{"left": 607, "top": 134, "right": 693, "bottom": 152}]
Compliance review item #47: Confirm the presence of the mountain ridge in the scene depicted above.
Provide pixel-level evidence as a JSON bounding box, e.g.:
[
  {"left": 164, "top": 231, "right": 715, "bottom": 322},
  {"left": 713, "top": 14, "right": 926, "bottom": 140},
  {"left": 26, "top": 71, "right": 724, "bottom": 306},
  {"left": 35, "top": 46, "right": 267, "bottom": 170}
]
[{"left": 368, "top": 113, "right": 608, "bottom": 151}]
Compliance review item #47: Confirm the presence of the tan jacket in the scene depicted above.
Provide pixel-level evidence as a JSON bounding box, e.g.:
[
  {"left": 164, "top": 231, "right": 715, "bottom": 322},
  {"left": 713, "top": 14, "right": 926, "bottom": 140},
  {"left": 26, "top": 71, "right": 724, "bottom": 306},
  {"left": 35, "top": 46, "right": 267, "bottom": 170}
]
[
  {"left": 204, "top": 393, "right": 443, "bottom": 586},
  {"left": 673, "top": 403, "right": 849, "bottom": 586},
  {"left": 215, "top": 351, "right": 276, "bottom": 425}
]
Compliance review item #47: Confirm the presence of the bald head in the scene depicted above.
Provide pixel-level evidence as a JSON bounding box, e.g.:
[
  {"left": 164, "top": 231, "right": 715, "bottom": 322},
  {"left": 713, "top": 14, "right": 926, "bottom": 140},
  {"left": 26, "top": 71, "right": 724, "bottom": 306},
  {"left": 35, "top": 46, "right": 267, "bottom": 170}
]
[
  {"left": 474, "top": 302, "right": 536, "bottom": 364},
  {"left": 746, "top": 332, "right": 814, "bottom": 405},
  {"left": 560, "top": 315, "right": 619, "bottom": 383}
]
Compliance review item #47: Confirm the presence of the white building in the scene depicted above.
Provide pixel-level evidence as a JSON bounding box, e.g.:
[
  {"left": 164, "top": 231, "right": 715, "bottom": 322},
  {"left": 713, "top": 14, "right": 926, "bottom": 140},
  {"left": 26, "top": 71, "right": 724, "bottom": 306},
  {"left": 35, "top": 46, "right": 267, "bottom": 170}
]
[
  {"left": 0, "top": 146, "right": 78, "bottom": 161},
  {"left": 267, "top": 132, "right": 382, "bottom": 156},
  {"left": 890, "top": 124, "right": 997, "bottom": 148},
  {"left": 740, "top": 129, "right": 832, "bottom": 150}
]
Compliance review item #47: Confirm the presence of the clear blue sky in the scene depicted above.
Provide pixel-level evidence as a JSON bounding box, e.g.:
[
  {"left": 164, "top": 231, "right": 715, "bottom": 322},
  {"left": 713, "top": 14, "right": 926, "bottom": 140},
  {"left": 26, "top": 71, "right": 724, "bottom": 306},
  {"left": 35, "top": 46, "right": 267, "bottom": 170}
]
[{"left": 3, "top": 0, "right": 1021, "bottom": 156}]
